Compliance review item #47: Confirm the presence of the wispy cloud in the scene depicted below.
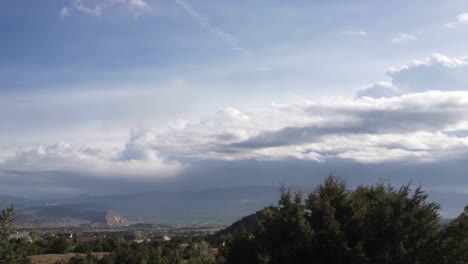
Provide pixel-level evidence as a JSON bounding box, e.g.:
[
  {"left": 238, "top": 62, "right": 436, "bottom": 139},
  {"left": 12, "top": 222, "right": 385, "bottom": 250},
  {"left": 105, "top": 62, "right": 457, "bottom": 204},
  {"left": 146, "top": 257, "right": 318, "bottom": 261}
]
[
  {"left": 61, "top": 0, "right": 150, "bottom": 18},
  {"left": 445, "top": 12, "right": 468, "bottom": 28},
  {"left": 339, "top": 30, "right": 368, "bottom": 37},
  {"left": 174, "top": 0, "right": 244, "bottom": 52},
  {"left": 391, "top": 33, "right": 417, "bottom": 44},
  {"left": 59, "top": 7, "right": 71, "bottom": 19},
  {"left": 457, "top": 13, "right": 468, "bottom": 24},
  {"left": 73, "top": 0, "right": 102, "bottom": 16},
  {"left": 129, "top": 0, "right": 149, "bottom": 10}
]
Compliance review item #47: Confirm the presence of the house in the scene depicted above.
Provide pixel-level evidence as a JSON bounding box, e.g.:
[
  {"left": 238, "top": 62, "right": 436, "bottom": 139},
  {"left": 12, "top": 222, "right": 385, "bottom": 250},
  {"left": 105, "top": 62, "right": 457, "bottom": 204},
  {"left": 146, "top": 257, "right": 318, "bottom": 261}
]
[{"left": 133, "top": 238, "right": 151, "bottom": 243}]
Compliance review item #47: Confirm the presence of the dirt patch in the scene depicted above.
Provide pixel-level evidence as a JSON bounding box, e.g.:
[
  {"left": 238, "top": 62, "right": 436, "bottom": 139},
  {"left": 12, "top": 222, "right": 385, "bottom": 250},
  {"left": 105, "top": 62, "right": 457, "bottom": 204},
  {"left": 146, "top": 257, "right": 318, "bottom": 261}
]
[{"left": 30, "top": 252, "right": 110, "bottom": 264}]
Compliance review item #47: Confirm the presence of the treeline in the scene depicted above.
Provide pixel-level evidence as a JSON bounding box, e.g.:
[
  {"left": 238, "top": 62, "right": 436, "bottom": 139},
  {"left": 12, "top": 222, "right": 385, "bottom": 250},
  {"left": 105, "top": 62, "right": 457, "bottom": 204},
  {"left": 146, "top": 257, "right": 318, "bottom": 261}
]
[
  {"left": 60, "top": 240, "right": 218, "bottom": 264},
  {"left": 1, "top": 176, "right": 467, "bottom": 264},
  {"left": 221, "top": 176, "right": 468, "bottom": 264},
  {"left": 0, "top": 206, "right": 30, "bottom": 264}
]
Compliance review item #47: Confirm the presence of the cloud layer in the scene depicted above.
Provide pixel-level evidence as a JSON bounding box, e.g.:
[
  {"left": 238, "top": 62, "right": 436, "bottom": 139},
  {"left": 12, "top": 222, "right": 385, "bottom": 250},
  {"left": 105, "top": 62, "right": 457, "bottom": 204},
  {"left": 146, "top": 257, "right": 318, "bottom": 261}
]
[
  {"left": 2, "top": 54, "right": 468, "bottom": 193},
  {"left": 1, "top": 141, "right": 183, "bottom": 179},
  {"left": 127, "top": 91, "right": 468, "bottom": 164},
  {"left": 3, "top": 91, "right": 468, "bottom": 179}
]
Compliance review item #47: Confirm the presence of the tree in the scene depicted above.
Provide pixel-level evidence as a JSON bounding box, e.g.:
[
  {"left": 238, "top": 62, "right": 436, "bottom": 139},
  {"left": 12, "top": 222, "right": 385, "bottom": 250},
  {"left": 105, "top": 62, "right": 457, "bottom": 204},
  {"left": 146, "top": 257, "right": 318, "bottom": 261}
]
[
  {"left": 222, "top": 175, "right": 461, "bottom": 264},
  {"left": 226, "top": 187, "right": 313, "bottom": 264},
  {"left": 0, "top": 205, "right": 30, "bottom": 264},
  {"left": 49, "top": 237, "right": 70, "bottom": 254},
  {"left": 187, "top": 241, "right": 216, "bottom": 264},
  {"left": 223, "top": 232, "right": 260, "bottom": 264},
  {"left": 436, "top": 206, "right": 468, "bottom": 264},
  {"left": 306, "top": 176, "right": 354, "bottom": 263},
  {"left": 350, "top": 184, "right": 440, "bottom": 264},
  {"left": 261, "top": 188, "right": 312, "bottom": 264}
]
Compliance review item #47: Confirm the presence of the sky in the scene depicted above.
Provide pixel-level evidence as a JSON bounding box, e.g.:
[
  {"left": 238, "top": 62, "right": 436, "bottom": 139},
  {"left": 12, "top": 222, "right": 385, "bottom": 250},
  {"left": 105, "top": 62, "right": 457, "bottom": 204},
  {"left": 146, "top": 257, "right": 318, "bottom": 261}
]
[{"left": 1, "top": 0, "right": 468, "bottom": 215}]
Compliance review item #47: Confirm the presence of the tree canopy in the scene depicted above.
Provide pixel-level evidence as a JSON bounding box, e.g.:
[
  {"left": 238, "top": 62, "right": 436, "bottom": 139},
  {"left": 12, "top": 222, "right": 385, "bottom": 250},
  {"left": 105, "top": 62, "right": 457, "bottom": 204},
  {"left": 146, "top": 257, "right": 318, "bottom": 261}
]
[
  {"left": 222, "top": 176, "right": 468, "bottom": 264},
  {"left": 0, "top": 205, "right": 30, "bottom": 264},
  {"left": 1, "top": 176, "right": 467, "bottom": 264}
]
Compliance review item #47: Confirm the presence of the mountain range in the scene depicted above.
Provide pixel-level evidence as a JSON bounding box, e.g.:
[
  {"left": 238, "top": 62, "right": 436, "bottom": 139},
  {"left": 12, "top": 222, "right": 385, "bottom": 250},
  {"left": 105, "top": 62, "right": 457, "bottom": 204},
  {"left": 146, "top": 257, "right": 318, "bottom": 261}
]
[
  {"left": 1, "top": 186, "right": 466, "bottom": 226},
  {"left": 0, "top": 186, "right": 281, "bottom": 225}
]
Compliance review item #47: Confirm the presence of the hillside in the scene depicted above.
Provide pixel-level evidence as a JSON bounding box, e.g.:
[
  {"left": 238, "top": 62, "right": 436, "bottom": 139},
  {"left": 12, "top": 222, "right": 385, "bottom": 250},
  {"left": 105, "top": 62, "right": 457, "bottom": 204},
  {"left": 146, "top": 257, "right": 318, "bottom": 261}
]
[{"left": 214, "top": 206, "right": 276, "bottom": 240}]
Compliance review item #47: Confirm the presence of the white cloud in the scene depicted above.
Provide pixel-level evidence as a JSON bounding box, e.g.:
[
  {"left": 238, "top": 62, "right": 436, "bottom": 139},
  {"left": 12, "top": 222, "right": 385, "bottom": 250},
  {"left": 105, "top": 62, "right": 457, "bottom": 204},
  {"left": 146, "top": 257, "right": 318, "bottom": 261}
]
[
  {"left": 110, "top": 91, "right": 468, "bottom": 164},
  {"left": 356, "top": 54, "right": 468, "bottom": 98},
  {"left": 5, "top": 53, "right": 468, "bottom": 176},
  {"left": 73, "top": 0, "right": 102, "bottom": 16},
  {"left": 446, "top": 23, "right": 456, "bottom": 28},
  {"left": 457, "top": 13, "right": 468, "bottom": 24},
  {"left": 59, "top": 7, "right": 71, "bottom": 19},
  {"left": 391, "top": 33, "right": 417, "bottom": 44},
  {"left": 62, "top": 0, "right": 150, "bottom": 18},
  {"left": 444, "top": 13, "right": 468, "bottom": 28},
  {"left": 129, "top": 0, "right": 149, "bottom": 10},
  {"left": 356, "top": 82, "right": 399, "bottom": 98},
  {"left": 0, "top": 142, "right": 184, "bottom": 179},
  {"left": 3, "top": 92, "right": 468, "bottom": 174},
  {"left": 388, "top": 53, "right": 468, "bottom": 91}
]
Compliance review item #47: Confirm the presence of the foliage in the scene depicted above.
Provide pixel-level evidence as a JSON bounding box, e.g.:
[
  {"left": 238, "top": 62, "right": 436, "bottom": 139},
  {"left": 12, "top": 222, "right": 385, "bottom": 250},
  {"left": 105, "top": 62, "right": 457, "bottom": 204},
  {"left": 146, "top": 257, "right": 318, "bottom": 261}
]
[
  {"left": 50, "top": 237, "right": 71, "bottom": 254},
  {"left": 1, "top": 176, "right": 467, "bottom": 264},
  {"left": 436, "top": 206, "right": 468, "bottom": 264},
  {"left": 0, "top": 205, "right": 30, "bottom": 264},
  {"left": 222, "top": 176, "right": 468, "bottom": 264}
]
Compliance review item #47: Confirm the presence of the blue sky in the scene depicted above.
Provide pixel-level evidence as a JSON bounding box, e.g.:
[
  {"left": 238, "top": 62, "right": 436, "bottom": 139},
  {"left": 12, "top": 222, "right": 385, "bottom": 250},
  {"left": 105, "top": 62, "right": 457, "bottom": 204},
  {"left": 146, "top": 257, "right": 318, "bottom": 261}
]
[
  {"left": 3, "top": 0, "right": 467, "bottom": 95},
  {"left": 2, "top": 0, "right": 468, "bottom": 215}
]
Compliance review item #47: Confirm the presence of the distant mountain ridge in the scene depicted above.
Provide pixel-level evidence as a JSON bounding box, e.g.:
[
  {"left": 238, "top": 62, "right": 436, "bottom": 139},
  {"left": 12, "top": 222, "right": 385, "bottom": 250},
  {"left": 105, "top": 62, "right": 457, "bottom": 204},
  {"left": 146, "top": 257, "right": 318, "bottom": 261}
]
[
  {"left": 1, "top": 186, "right": 465, "bottom": 226},
  {"left": 1, "top": 186, "right": 282, "bottom": 225}
]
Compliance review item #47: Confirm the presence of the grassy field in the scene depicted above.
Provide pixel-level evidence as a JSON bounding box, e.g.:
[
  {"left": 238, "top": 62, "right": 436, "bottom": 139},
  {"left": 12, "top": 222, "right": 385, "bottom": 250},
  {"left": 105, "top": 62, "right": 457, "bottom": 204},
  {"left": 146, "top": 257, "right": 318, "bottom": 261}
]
[{"left": 30, "top": 252, "right": 110, "bottom": 264}]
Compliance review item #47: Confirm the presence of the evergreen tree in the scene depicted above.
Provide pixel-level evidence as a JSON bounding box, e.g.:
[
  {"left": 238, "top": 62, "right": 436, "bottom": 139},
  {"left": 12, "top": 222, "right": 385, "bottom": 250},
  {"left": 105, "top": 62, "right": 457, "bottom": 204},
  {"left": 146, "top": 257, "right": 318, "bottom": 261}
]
[
  {"left": 350, "top": 184, "right": 440, "bottom": 264},
  {"left": 306, "top": 176, "right": 354, "bottom": 263},
  {"left": 0, "top": 205, "right": 30, "bottom": 264},
  {"left": 254, "top": 187, "right": 312, "bottom": 264},
  {"left": 222, "top": 176, "right": 463, "bottom": 264},
  {"left": 436, "top": 206, "right": 468, "bottom": 264}
]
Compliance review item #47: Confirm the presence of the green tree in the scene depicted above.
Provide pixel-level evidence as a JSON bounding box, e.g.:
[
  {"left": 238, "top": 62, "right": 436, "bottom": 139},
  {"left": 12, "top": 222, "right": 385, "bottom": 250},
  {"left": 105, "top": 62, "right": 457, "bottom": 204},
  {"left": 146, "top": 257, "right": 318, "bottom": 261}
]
[
  {"left": 223, "top": 188, "right": 315, "bottom": 264},
  {"left": 353, "top": 184, "right": 440, "bottom": 264},
  {"left": 187, "top": 241, "right": 216, "bottom": 264},
  {"left": 49, "top": 237, "right": 70, "bottom": 254},
  {"left": 306, "top": 176, "right": 354, "bottom": 263},
  {"left": 0, "top": 205, "right": 30, "bottom": 264},
  {"left": 223, "top": 232, "right": 259, "bottom": 264},
  {"left": 245, "top": 187, "right": 312, "bottom": 264},
  {"left": 436, "top": 206, "right": 468, "bottom": 264},
  {"left": 222, "top": 175, "right": 460, "bottom": 264}
]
